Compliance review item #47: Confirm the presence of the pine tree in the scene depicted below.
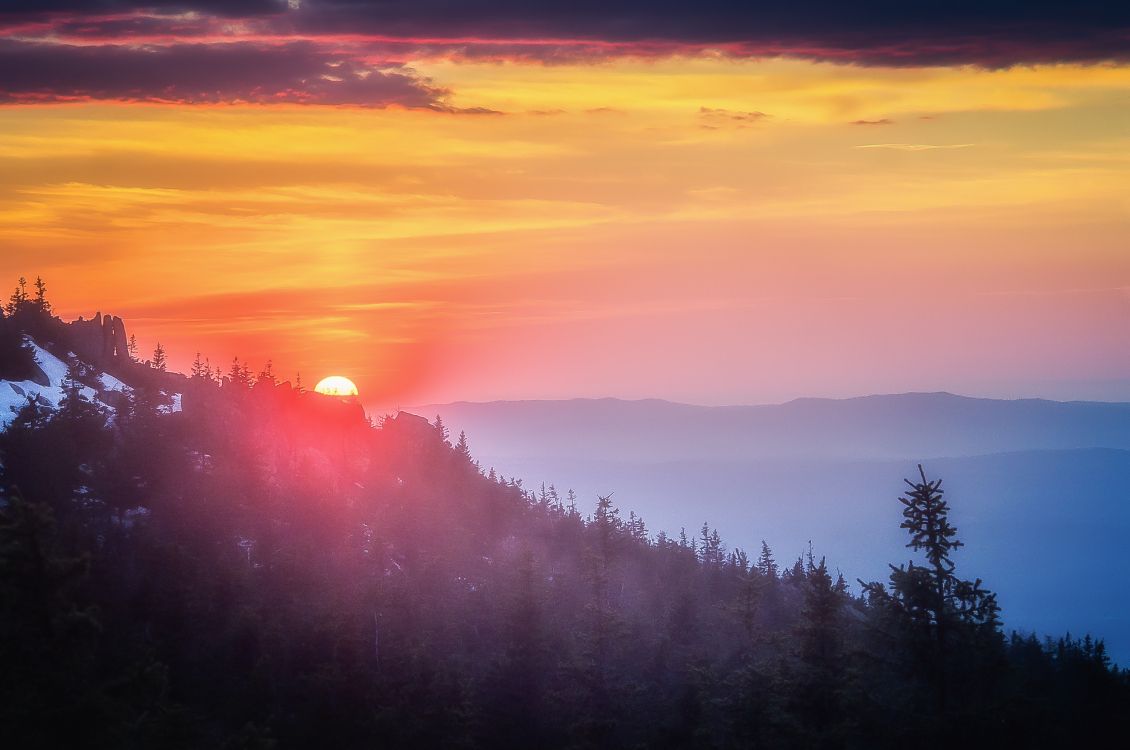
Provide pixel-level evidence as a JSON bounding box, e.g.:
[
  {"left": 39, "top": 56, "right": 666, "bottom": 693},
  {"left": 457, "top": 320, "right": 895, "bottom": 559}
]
[
  {"left": 191, "top": 352, "right": 206, "bottom": 379},
  {"left": 127, "top": 333, "right": 138, "bottom": 360},
  {"left": 256, "top": 359, "right": 276, "bottom": 386},
  {"left": 227, "top": 357, "right": 251, "bottom": 388},
  {"left": 757, "top": 541, "right": 778, "bottom": 579},
  {"left": 151, "top": 342, "right": 167, "bottom": 372},
  {"left": 6, "top": 276, "right": 27, "bottom": 315},
  {"left": 794, "top": 556, "right": 846, "bottom": 740},
  {"left": 566, "top": 489, "right": 578, "bottom": 517},
  {"left": 699, "top": 523, "right": 724, "bottom": 568},
  {"left": 434, "top": 414, "right": 450, "bottom": 444},
  {"left": 455, "top": 430, "right": 472, "bottom": 461},
  {"left": 861, "top": 465, "right": 1001, "bottom": 719},
  {"left": 32, "top": 276, "right": 50, "bottom": 315}
]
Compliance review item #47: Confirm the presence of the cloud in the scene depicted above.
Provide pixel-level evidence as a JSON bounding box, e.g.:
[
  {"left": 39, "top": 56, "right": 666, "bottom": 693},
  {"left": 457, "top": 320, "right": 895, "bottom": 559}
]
[
  {"left": 699, "top": 107, "right": 770, "bottom": 128},
  {"left": 0, "top": 39, "right": 454, "bottom": 108},
  {"left": 0, "top": 3, "right": 1125, "bottom": 105},
  {"left": 1, "top": 1, "right": 1126, "bottom": 68},
  {"left": 294, "top": 2, "right": 1130, "bottom": 66},
  {"left": 854, "top": 143, "right": 975, "bottom": 151},
  {"left": 850, "top": 118, "right": 894, "bottom": 126},
  {"left": 0, "top": 1, "right": 283, "bottom": 15}
]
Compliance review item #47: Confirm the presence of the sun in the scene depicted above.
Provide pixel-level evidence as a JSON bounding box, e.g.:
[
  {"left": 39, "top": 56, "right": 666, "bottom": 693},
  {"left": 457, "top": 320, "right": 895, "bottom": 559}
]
[{"left": 313, "top": 375, "right": 359, "bottom": 398}]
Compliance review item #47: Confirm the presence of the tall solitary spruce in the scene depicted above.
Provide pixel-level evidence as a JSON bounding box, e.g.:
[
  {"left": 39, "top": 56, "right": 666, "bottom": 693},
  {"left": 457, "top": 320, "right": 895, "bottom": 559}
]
[{"left": 862, "top": 465, "right": 1001, "bottom": 718}]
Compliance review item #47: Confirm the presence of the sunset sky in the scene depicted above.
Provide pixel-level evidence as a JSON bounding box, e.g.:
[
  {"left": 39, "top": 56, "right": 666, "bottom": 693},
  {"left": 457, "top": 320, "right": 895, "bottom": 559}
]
[{"left": 1, "top": 2, "right": 1127, "bottom": 408}]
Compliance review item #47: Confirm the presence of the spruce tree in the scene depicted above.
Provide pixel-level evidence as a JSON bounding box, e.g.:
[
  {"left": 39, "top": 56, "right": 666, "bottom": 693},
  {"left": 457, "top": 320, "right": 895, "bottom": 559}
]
[
  {"left": 757, "top": 541, "right": 778, "bottom": 578},
  {"left": 434, "top": 414, "right": 450, "bottom": 444},
  {"left": 455, "top": 430, "right": 472, "bottom": 462},
  {"left": 191, "top": 352, "right": 206, "bottom": 379},
  {"left": 861, "top": 465, "right": 1001, "bottom": 720},
  {"left": 6, "top": 276, "right": 27, "bottom": 315},
  {"left": 151, "top": 342, "right": 167, "bottom": 372},
  {"left": 256, "top": 359, "right": 276, "bottom": 386},
  {"left": 33, "top": 276, "right": 50, "bottom": 315}
]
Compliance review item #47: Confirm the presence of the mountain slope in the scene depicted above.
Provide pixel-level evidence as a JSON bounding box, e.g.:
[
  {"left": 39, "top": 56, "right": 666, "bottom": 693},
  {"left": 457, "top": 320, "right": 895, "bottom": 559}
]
[{"left": 424, "top": 397, "right": 1130, "bottom": 664}]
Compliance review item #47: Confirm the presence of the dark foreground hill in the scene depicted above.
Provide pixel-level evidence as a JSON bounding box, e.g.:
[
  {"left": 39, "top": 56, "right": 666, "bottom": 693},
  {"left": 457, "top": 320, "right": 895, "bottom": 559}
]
[{"left": 2, "top": 295, "right": 1128, "bottom": 748}]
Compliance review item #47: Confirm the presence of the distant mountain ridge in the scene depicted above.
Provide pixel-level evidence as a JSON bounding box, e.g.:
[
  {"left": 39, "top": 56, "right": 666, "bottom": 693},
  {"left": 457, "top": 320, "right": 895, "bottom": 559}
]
[{"left": 416, "top": 392, "right": 1130, "bottom": 462}]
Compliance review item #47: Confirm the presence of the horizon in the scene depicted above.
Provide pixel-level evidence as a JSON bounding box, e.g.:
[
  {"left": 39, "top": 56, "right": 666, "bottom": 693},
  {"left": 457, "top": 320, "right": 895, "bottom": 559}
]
[
  {"left": 408, "top": 389, "right": 1130, "bottom": 410},
  {"left": 11, "top": 300, "right": 1130, "bottom": 409}
]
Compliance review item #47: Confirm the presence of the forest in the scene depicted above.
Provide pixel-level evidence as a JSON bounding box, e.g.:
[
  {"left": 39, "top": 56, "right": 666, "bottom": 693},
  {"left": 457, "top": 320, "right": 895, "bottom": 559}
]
[{"left": 1, "top": 281, "right": 1128, "bottom": 749}]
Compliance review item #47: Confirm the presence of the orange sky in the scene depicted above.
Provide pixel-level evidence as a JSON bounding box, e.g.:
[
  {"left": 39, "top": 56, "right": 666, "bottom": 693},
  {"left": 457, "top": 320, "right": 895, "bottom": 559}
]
[{"left": 2, "top": 56, "right": 1128, "bottom": 408}]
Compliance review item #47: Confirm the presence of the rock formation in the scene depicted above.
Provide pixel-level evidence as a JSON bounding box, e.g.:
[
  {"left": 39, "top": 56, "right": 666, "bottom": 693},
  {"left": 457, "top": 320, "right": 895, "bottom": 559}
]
[{"left": 68, "top": 311, "right": 130, "bottom": 364}]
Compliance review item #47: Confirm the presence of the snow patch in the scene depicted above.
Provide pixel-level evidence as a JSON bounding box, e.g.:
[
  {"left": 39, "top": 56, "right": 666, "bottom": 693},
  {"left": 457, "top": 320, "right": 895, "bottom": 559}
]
[
  {"left": 99, "top": 372, "right": 129, "bottom": 392},
  {"left": 32, "top": 342, "right": 69, "bottom": 386},
  {"left": 157, "top": 392, "right": 182, "bottom": 414},
  {"left": 1, "top": 343, "right": 69, "bottom": 424},
  {"left": 1, "top": 340, "right": 123, "bottom": 427}
]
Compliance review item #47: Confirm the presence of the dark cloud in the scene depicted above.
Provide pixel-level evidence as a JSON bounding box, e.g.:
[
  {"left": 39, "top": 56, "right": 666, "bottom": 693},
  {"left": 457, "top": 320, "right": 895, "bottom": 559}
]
[
  {"left": 0, "top": 39, "right": 450, "bottom": 107},
  {"left": 2, "top": 1, "right": 1118, "bottom": 66},
  {"left": 850, "top": 118, "right": 894, "bottom": 125},
  {"left": 0, "top": 1, "right": 284, "bottom": 16},
  {"left": 0, "top": 1, "right": 1125, "bottom": 106}
]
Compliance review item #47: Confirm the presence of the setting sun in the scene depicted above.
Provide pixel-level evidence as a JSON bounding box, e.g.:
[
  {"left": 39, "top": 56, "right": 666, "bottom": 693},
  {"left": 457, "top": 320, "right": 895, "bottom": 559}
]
[{"left": 313, "top": 375, "right": 359, "bottom": 398}]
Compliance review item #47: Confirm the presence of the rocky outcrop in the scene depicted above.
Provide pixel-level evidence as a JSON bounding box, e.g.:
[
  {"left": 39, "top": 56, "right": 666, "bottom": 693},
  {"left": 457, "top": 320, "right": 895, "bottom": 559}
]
[
  {"left": 110, "top": 316, "right": 127, "bottom": 358},
  {"left": 68, "top": 311, "right": 129, "bottom": 364},
  {"left": 382, "top": 411, "right": 435, "bottom": 445}
]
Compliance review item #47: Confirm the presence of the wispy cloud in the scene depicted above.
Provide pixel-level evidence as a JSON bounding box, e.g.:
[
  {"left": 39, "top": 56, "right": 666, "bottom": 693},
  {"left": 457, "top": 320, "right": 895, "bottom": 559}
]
[
  {"left": 854, "top": 143, "right": 976, "bottom": 151},
  {"left": 699, "top": 107, "right": 770, "bottom": 129}
]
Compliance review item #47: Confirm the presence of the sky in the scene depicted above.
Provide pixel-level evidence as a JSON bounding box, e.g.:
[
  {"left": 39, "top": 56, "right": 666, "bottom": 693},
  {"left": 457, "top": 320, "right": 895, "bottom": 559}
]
[{"left": 1, "top": 1, "right": 1128, "bottom": 409}]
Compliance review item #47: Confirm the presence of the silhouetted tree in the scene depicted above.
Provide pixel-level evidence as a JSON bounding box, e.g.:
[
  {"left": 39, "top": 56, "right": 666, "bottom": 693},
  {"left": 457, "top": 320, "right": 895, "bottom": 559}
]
[
  {"left": 256, "top": 360, "right": 276, "bottom": 387},
  {"left": 757, "top": 540, "right": 778, "bottom": 578},
  {"left": 151, "top": 342, "right": 167, "bottom": 372},
  {"left": 455, "top": 430, "right": 472, "bottom": 462},
  {"left": 191, "top": 352, "right": 207, "bottom": 379},
  {"left": 5, "top": 276, "right": 27, "bottom": 316},
  {"left": 861, "top": 465, "right": 1002, "bottom": 736},
  {"left": 434, "top": 414, "right": 450, "bottom": 445},
  {"left": 32, "top": 276, "right": 50, "bottom": 315}
]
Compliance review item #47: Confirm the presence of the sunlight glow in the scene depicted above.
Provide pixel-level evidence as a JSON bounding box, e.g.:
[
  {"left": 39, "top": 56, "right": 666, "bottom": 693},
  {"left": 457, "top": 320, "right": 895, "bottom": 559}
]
[{"left": 314, "top": 375, "right": 360, "bottom": 397}]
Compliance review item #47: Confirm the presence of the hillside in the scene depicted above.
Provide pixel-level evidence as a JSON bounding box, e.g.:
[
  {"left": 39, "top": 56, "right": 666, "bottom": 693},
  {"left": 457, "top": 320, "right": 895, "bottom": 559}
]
[
  {"left": 424, "top": 397, "right": 1130, "bottom": 664},
  {"left": 2, "top": 299, "right": 1128, "bottom": 747}
]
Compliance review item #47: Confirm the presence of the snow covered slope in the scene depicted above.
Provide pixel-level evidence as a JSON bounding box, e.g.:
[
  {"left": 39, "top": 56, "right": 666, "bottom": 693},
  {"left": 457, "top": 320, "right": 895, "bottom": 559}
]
[{"left": 0, "top": 341, "right": 180, "bottom": 427}]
